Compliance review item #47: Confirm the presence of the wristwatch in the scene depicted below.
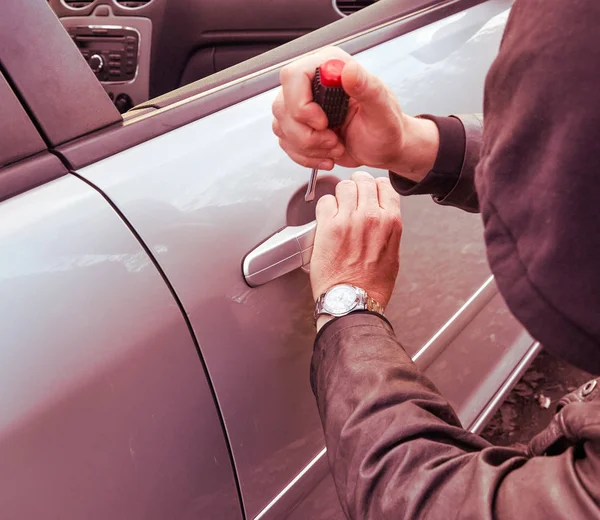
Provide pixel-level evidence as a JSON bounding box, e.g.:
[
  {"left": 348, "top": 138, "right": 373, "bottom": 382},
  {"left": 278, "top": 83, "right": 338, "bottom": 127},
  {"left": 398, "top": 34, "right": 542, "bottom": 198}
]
[{"left": 314, "top": 284, "right": 385, "bottom": 325}]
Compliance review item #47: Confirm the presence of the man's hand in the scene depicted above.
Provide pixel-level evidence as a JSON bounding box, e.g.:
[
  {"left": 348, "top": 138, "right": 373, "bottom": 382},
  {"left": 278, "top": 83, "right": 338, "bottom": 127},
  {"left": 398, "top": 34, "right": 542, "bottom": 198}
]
[
  {"left": 311, "top": 172, "right": 402, "bottom": 321},
  {"left": 271, "top": 47, "right": 439, "bottom": 181}
]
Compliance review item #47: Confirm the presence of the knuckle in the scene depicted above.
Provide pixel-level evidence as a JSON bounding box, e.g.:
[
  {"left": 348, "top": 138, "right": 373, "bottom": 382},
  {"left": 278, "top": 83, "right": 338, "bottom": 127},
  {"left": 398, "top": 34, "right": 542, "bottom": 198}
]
[
  {"left": 319, "top": 132, "right": 335, "bottom": 148},
  {"left": 306, "top": 149, "right": 326, "bottom": 159},
  {"left": 289, "top": 104, "right": 306, "bottom": 122},
  {"left": 297, "top": 157, "right": 313, "bottom": 168},
  {"left": 388, "top": 212, "right": 403, "bottom": 230},
  {"left": 271, "top": 99, "right": 284, "bottom": 120},
  {"left": 302, "top": 148, "right": 318, "bottom": 158},
  {"left": 329, "top": 219, "right": 346, "bottom": 238},
  {"left": 304, "top": 128, "right": 320, "bottom": 147},
  {"left": 278, "top": 137, "right": 289, "bottom": 151},
  {"left": 362, "top": 209, "right": 381, "bottom": 225},
  {"left": 373, "top": 80, "right": 387, "bottom": 102},
  {"left": 296, "top": 131, "right": 322, "bottom": 154},
  {"left": 279, "top": 64, "right": 294, "bottom": 84},
  {"left": 272, "top": 119, "right": 283, "bottom": 137},
  {"left": 283, "top": 146, "right": 312, "bottom": 168}
]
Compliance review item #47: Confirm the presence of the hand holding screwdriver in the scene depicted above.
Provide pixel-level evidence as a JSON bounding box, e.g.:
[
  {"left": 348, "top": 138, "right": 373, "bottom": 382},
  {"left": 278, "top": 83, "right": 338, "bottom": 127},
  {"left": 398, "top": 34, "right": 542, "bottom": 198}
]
[{"left": 271, "top": 47, "right": 440, "bottom": 187}]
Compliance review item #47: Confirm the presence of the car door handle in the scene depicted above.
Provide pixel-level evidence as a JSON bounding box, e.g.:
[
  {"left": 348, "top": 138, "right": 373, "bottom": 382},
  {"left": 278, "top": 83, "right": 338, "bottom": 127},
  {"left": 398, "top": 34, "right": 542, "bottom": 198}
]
[{"left": 243, "top": 221, "right": 316, "bottom": 287}]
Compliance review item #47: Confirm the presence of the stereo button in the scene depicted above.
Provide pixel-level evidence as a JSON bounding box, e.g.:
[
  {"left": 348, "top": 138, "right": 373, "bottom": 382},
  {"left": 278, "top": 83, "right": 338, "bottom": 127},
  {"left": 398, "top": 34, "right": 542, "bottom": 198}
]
[{"left": 89, "top": 54, "right": 104, "bottom": 73}]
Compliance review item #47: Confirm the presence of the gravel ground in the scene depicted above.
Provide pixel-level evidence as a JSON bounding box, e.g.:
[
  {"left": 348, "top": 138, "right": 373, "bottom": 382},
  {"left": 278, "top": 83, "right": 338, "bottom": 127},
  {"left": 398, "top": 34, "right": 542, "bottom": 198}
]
[{"left": 480, "top": 350, "right": 594, "bottom": 448}]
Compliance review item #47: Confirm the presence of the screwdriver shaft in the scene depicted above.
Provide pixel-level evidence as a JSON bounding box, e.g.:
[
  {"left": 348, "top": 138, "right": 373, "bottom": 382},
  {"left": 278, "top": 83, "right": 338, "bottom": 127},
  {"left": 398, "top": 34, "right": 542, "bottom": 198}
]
[{"left": 305, "top": 167, "right": 318, "bottom": 202}]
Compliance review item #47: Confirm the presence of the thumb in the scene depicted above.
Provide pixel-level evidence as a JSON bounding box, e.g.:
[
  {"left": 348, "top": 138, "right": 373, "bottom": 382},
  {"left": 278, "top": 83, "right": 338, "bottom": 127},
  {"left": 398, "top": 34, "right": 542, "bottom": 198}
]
[{"left": 341, "top": 60, "right": 387, "bottom": 109}]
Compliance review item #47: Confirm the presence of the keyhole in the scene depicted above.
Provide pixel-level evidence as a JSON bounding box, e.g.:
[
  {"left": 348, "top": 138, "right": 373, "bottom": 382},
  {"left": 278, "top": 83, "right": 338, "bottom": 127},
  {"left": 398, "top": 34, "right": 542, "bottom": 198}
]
[{"left": 286, "top": 175, "right": 340, "bottom": 227}]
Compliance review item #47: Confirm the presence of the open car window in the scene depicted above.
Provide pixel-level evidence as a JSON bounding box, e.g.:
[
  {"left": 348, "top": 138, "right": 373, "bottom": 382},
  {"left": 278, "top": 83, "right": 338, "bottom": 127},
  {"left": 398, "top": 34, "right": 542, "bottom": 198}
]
[{"left": 47, "top": 0, "right": 428, "bottom": 111}]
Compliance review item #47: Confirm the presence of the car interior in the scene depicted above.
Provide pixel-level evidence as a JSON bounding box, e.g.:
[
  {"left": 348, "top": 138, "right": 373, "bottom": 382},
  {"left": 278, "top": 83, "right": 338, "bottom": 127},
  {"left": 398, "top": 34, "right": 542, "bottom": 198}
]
[{"left": 48, "top": 0, "right": 378, "bottom": 113}]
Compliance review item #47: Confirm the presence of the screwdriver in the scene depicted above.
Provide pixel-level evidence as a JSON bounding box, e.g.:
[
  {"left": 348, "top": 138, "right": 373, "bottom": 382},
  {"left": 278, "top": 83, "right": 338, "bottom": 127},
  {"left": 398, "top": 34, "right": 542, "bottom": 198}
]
[{"left": 304, "top": 59, "right": 350, "bottom": 202}]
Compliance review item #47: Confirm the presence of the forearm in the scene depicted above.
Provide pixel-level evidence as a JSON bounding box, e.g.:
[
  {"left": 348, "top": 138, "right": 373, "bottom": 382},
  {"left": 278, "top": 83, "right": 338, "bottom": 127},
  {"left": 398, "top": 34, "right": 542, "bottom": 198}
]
[{"left": 311, "top": 312, "right": 516, "bottom": 519}]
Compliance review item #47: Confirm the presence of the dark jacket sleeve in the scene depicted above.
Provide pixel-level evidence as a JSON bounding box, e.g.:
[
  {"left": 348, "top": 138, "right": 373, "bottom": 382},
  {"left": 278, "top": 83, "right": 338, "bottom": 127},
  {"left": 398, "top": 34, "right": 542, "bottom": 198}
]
[
  {"left": 311, "top": 312, "right": 600, "bottom": 519},
  {"left": 389, "top": 114, "right": 483, "bottom": 213}
]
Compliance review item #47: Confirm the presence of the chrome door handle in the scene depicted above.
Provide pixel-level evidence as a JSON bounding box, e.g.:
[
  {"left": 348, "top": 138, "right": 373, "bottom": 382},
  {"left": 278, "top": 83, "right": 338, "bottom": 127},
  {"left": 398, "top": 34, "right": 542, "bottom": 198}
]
[{"left": 243, "top": 221, "right": 316, "bottom": 287}]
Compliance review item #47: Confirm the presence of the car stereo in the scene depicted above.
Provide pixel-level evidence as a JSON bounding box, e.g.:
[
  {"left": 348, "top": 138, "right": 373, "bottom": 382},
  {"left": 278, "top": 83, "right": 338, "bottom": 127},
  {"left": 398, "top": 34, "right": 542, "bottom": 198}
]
[{"left": 68, "top": 25, "right": 139, "bottom": 83}]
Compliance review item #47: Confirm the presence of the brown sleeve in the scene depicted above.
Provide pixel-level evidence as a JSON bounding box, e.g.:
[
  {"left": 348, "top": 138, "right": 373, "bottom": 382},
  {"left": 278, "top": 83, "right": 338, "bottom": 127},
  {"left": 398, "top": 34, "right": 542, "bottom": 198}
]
[
  {"left": 311, "top": 312, "right": 600, "bottom": 519},
  {"left": 390, "top": 114, "right": 483, "bottom": 213}
]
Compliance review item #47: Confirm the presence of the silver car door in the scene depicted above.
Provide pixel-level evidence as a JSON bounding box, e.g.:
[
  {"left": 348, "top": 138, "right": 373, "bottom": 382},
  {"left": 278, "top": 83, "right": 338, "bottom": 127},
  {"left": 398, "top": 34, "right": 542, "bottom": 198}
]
[
  {"left": 0, "top": 174, "right": 243, "bottom": 520},
  {"left": 63, "top": 0, "right": 537, "bottom": 518},
  {"left": 0, "top": 4, "right": 243, "bottom": 519}
]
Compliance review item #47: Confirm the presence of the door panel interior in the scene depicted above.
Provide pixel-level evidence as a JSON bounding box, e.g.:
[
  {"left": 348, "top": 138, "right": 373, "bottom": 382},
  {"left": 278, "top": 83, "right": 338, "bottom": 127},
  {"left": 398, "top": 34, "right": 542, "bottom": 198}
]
[
  {"left": 75, "top": 3, "right": 517, "bottom": 518},
  {"left": 157, "top": 0, "right": 341, "bottom": 92},
  {"left": 0, "top": 175, "right": 242, "bottom": 520}
]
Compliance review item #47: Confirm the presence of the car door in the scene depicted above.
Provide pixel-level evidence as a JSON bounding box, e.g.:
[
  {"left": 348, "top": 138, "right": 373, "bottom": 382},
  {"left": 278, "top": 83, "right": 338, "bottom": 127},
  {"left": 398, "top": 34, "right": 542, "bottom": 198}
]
[
  {"left": 9, "top": 0, "right": 539, "bottom": 519},
  {"left": 0, "top": 4, "right": 242, "bottom": 519}
]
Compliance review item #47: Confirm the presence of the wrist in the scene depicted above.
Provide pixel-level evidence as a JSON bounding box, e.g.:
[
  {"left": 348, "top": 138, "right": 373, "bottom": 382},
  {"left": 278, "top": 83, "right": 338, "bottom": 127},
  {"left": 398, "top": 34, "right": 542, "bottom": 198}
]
[
  {"left": 386, "top": 115, "right": 440, "bottom": 183},
  {"left": 313, "top": 283, "right": 388, "bottom": 331},
  {"left": 316, "top": 314, "right": 336, "bottom": 332}
]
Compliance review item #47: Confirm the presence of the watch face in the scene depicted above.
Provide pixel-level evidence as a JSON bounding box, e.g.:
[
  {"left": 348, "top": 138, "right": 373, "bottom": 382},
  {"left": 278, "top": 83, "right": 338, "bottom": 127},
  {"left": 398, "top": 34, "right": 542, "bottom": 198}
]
[{"left": 323, "top": 285, "right": 359, "bottom": 315}]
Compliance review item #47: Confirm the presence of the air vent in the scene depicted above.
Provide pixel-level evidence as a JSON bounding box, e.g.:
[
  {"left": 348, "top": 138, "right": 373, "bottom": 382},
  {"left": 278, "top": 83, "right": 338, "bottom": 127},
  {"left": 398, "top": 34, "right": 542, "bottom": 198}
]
[
  {"left": 115, "top": 0, "right": 152, "bottom": 8},
  {"left": 63, "top": 0, "right": 94, "bottom": 8},
  {"left": 336, "top": 0, "right": 378, "bottom": 15}
]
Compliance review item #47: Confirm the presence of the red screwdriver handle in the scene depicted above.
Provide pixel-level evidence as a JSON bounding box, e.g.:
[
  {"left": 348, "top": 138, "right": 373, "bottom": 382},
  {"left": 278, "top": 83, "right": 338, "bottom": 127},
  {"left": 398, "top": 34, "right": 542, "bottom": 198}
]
[{"left": 312, "top": 59, "right": 349, "bottom": 129}]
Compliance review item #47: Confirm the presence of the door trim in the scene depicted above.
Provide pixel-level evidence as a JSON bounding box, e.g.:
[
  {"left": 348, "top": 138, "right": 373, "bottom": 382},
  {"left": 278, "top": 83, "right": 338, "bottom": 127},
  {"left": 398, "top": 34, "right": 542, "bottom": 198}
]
[{"left": 0, "top": 153, "right": 68, "bottom": 204}]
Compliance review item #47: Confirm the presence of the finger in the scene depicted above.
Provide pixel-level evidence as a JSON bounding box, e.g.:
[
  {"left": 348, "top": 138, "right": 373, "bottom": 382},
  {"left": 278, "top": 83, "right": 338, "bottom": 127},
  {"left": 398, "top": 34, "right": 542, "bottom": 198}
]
[
  {"left": 335, "top": 179, "right": 358, "bottom": 216},
  {"left": 280, "top": 64, "right": 327, "bottom": 130},
  {"left": 376, "top": 176, "right": 401, "bottom": 211},
  {"left": 280, "top": 139, "right": 345, "bottom": 160},
  {"left": 315, "top": 194, "right": 338, "bottom": 222},
  {"left": 271, "top": 91, "right": 286, "bottom": 121},
  {"left": 272, "top": 118, "right": 284, "bottom": 139},
  {"left": 352, "top": 171, "right": 379, "bottom": 210},
  {"left": 278, "top": 113, "right": 340, "bottom": 150},
  {"left": 283, "top": 144, "right": 335, "bottom": 170},
  {"left": 342, "top": 60, "right": 391, "bottom": 113}
]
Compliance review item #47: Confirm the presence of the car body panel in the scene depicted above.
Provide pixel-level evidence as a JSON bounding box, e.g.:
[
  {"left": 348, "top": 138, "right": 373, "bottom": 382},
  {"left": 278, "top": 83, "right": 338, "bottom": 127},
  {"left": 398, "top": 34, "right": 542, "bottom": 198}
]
[
  {"left": 0, "top": 175, "right": 241, "bottom": 520},
  {"left": 76, "top": 2, "right": 518, "bottom": 517}
]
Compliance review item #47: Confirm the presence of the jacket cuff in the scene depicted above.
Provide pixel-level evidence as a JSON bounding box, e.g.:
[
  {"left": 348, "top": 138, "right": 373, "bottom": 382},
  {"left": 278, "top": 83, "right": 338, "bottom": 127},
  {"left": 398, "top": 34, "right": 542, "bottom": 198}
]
[
  {"left": 432, "top": 114, "right": 482, "bottom": 213},
  {"left": 389, "top": 115, "right": 465, "bottom": 197}
]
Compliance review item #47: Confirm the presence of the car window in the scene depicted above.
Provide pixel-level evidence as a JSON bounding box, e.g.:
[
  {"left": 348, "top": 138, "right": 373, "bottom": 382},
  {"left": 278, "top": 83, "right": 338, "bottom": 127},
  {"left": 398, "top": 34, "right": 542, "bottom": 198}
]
[{"left": 48, "top": 0, "right": 383, "bottom": 112}]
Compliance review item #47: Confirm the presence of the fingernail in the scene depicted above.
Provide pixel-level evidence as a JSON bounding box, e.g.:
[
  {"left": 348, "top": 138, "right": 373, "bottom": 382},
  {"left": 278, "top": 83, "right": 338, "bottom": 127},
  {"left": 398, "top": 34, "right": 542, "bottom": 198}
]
[{"left": 318, "top": 161, "right": 330, "bottom": 170}]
